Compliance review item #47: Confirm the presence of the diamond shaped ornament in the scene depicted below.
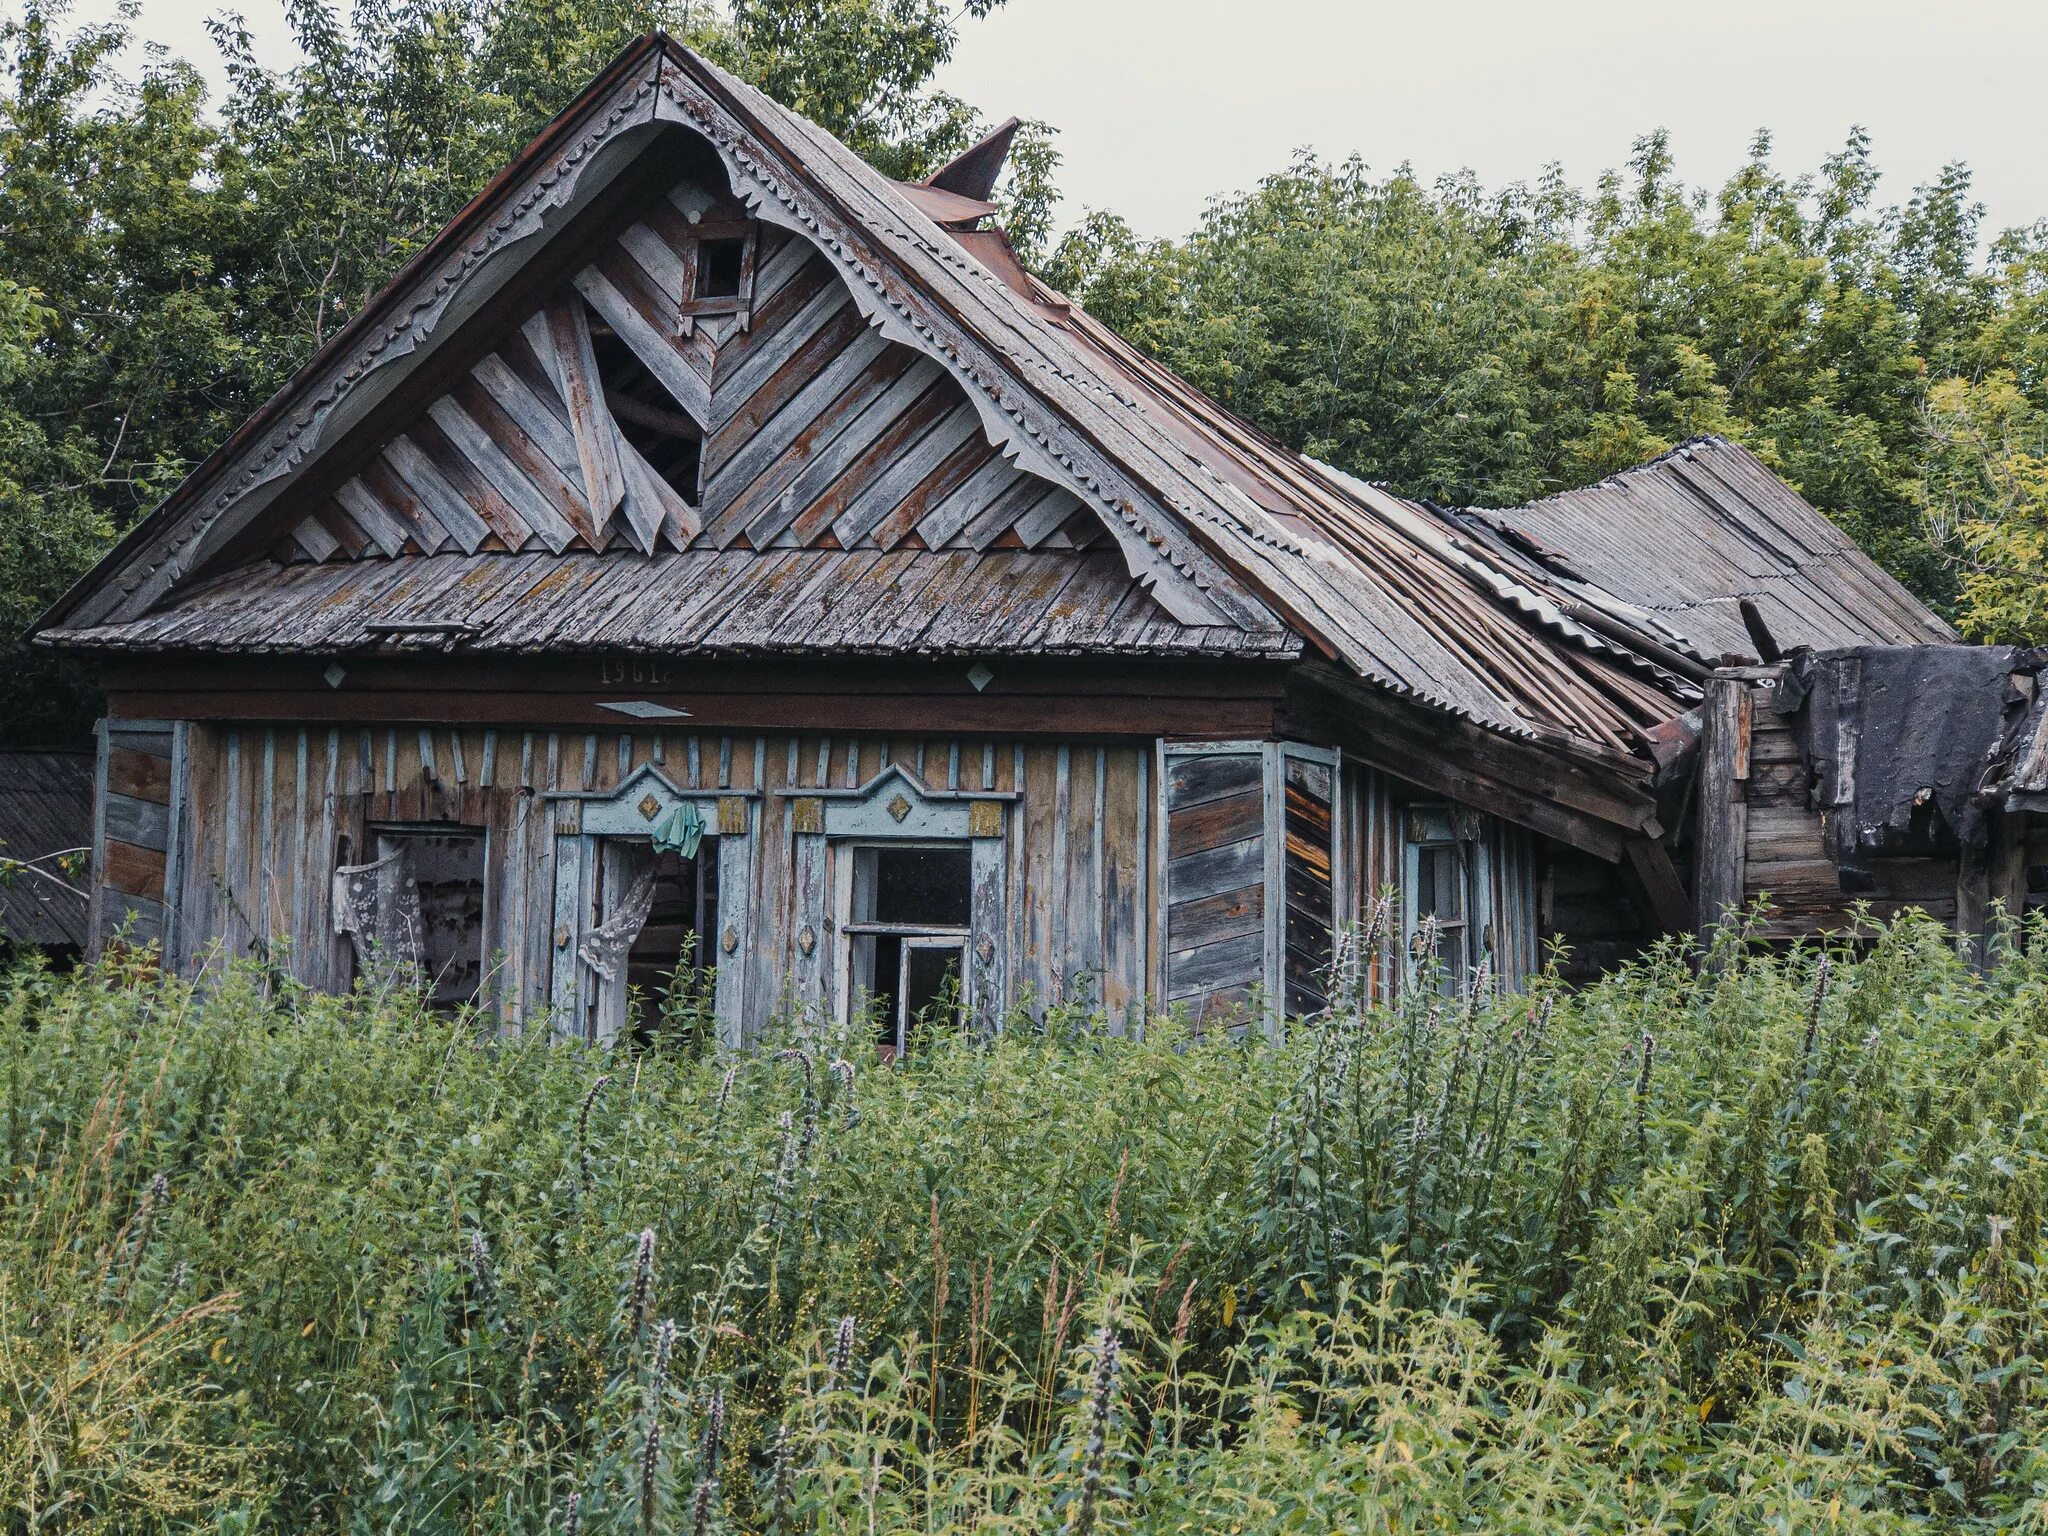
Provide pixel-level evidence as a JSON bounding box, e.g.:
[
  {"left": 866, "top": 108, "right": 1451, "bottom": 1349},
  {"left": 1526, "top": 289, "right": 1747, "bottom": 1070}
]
[
  {"left": 887, "top": 793, "right": 913, "bottom": 823},
  {"left": 638, "top": 793, "right": 662, "bottom": 821}
]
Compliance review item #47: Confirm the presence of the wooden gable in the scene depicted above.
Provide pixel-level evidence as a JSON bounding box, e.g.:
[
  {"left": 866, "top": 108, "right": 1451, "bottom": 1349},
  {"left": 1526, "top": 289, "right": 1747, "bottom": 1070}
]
[{"left": 266, "top": 171, "right": 1095, "bottom": 572}]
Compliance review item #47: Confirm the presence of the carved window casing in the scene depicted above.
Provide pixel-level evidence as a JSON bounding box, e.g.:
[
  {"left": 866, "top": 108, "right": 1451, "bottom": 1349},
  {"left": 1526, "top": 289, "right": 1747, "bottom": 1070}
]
[
  {"left": 791, "top": 765, "right": 1012, "bottom": 1044},
  {"left": 547, "top": 765, "right": 756, "bottom": 1044}
]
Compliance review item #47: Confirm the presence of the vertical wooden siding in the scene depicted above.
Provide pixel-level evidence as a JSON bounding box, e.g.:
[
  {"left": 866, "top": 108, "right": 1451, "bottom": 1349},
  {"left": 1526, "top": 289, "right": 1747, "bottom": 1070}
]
[
  {"left": 169, "top": 723, "right": 1150, "bottom": 1033},
  {"left": 1338, "top": 757, "right": 1542, "bottom": 1000},
  {"left": 90, "top": 721, "right": 184, "bottom": 956}
]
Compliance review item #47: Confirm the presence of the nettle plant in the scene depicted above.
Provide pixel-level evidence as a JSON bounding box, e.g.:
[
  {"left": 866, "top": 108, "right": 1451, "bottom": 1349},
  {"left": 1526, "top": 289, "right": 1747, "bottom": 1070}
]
[{"left": 1, "top": 910, "right": 2046, "bottom": 1533}]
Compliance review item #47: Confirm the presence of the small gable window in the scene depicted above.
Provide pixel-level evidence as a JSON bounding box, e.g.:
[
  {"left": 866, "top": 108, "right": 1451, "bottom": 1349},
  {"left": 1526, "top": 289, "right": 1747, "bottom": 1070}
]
[
  {"left": 679, "top": 228, "right": 756, "bottom": 321},
  {"left": 695, "top": 237, "right": 747, "bottom": 300}
]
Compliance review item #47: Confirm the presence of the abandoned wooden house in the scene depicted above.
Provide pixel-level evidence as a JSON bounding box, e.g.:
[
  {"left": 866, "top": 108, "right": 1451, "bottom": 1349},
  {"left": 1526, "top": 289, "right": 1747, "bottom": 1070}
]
[{"left": 35, "top": 34, "right": 2028, "bottom": 1046}]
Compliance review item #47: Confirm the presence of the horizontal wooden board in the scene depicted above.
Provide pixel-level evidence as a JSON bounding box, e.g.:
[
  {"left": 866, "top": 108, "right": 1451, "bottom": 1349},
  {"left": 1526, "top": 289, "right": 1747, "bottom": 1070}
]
[
  {"left": 106, "top": 745, "right": 172, "bottom": 804},
  {"left": 103, "top": 837, "right": 168, "bottom": 899},
  {"left": 1166, "top": 787, "right": 1262, "bottom": 858}
]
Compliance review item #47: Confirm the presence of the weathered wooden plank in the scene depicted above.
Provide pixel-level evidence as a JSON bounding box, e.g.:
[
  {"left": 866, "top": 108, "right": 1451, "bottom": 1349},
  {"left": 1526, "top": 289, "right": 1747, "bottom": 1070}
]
[
  {"left": 104, "top": 793, "right": 170, "bottom": 851},
  {"left": 831, "top": 400, "right": 984, "bottom": 548},
  {"left": 382, "top": 436, "right": 494, "bottom": 554},
  {"left": 1168, "top": 787, "right": 1263, "bottom": 859},
  {"left": 334, "top": 477, "right": 412, "bottom": 558},
  {"left": 706, "top": 274, "right": 853, "bottom": 430},
  {"left": 292, "top": 516, "right": 342, "bottom": 561},
  {"left": 573, "top": 261, "right": 713, "bottom": 423},
  {"left": 786, "top": 378, "right": 958, "bottom": 547},
  {"left": 1169, "top": 882, "right": 1264, "bottom": 951},
  {"left": 546, "top": 300, "right": 630, "bottom": 531},
  {"left": 1166, "top": 752, "right": 1263, "bottom": 811},
  {"left": 447, "top": 375, "right": 598, "bottom": 548},
  {"left": 1166, "top": 836, "right": 1264, "bottom": 907},
  {"left": 1694, "top": 676, "right": 1751, "bottom": 939},
  {"left": 1167, "top": 931, "right": 1262, "bottom": 996},
  {"left": 738, "top": 355, "right": 939, "bottom": 547},
  {"left": 106, "top": 744, "right": 172, "bottom": 804},
  {"left": 425, "top": 396, "right": 580, "bottom": 554},
  {"left": 917, "top": 450, "right": 1023, "bottom": 549},
  {"left": 103, "top": 837, "right": 168, "bottom": 899},
  {"left": 408, "top": 416, "right": 536, "bottom": 550},
  {"left": 615, "top": 425, "right": 698, "bottom": 548}
]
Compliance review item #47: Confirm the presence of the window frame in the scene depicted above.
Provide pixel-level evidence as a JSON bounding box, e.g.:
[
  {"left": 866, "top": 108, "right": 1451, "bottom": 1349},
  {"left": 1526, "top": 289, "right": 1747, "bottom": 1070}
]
[
  {"left": 345, "top": 820, "right": 490, "bottom": 1007},
  {"left": 810, "top": 764, "right": 1013, "bottom": 1039},
  {"left": 546, "top": 766, "right": 758, "bottom": 1046},
  {"left": 841, "top": 839, "right": 974, "bottom": 1056},
  {"left": 676, "top": 222, "right": 758, "bottom": 324},
  {"left": 1401, "top": 804, "right": 1493, "bottom": 996}
]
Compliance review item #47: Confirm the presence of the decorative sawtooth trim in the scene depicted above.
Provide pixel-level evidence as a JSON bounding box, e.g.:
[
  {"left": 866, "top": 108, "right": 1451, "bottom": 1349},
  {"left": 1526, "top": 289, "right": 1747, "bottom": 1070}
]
[
  {"left": 95, "top": 68, "right": 668, "bottom": 624},
  {"left": 651, "top": 65, "right": 1271, "bottom": 632}
]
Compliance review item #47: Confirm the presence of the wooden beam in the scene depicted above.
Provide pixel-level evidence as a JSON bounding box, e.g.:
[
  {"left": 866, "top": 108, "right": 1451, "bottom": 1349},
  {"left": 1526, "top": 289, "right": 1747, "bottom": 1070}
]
[
  {"left": 545, "top": 300, "right": 630, "bottom": 534},
  {"left": 107, "top": 687, "right": 1285, "bottom": 738},
  {"left": 1694, "top": 674, "right": 1751, "bottom": 939},
  {"left": 1287, "top": 665, "right": 1658, "bottom": 862},
  {"left": 1624, "top": 837, "right": 1694, "bottom": 934}
]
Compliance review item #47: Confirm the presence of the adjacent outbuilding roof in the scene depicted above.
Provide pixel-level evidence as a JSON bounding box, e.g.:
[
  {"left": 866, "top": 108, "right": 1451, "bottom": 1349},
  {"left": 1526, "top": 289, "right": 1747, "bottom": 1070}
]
[
  {"left": 0, "top": 752, "right": 92, "bottom": 948},
  {"left": 1455, "top": 437, "right": 1954, "bottom": 661}
]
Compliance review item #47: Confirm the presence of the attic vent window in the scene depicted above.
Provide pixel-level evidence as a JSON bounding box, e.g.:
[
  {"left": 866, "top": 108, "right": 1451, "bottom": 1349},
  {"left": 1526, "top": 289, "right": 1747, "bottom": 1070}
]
[
  {"left": 695, "top": 238, "right": 746, "bottom": 299},
  {"left": 679, "top": 228, "right": 757, "bottom": 322}
]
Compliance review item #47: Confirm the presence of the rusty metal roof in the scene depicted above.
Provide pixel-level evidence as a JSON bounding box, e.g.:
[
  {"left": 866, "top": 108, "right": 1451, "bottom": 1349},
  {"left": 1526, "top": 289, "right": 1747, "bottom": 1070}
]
[
  {"left": 54, "top": 547, "right": 1302, "bottom": 660},
  {"left": 0, "top": 752, "right": 92, "bottom": 948}
]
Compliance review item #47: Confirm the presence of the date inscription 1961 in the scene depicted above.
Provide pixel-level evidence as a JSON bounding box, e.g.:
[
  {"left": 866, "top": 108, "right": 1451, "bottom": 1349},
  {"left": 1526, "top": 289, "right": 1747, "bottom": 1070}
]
[{"left": 598, "top": 656, "right": 674, "bottom": 686}]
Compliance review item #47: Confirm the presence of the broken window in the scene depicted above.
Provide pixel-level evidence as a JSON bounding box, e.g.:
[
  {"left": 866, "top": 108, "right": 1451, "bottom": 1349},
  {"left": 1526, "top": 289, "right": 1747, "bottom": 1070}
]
[
  {"left": 1402, "top": 807, "right": 1489, "bottom": 996},
  {"left": 845, "top": 844, "right": 970, "bottom": 1058},
  {"left": 578, "top": 836, "right": 718, "bottom": 1043},
  {"left": 588, "top": 305, "right": 703, "bottom": 502},
  {"left": 335, "top": 825, "right": 485, "bottom": 1006}
]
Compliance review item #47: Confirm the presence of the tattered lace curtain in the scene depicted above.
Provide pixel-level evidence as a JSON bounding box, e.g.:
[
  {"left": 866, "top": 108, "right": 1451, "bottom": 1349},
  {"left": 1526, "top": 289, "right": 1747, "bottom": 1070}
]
[
  {"left": 578, "top": 864, "right": 658, "bottom": 983},
  {"left": 333, "top": 847, "right": 426, "bottom": 985}
]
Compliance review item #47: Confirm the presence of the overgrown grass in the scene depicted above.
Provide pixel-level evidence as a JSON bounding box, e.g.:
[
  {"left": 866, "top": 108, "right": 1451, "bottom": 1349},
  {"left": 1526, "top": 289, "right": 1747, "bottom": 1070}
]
[{"left": 4, "top": 915, "right": 2047, "bottom": 1532}]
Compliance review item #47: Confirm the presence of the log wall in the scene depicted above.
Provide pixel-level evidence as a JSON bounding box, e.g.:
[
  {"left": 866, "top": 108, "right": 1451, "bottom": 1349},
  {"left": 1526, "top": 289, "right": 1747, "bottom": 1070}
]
[{"left": 164, "top": 721, "right": 1153, "bottom": 1035}]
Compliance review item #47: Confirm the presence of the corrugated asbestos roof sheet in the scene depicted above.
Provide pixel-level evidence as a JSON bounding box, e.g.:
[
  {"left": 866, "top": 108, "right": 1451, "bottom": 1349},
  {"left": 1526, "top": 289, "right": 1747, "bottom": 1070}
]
[
  {"left": 0, "top": 752, "right": 92, "bottom": 947},
  {"left": 1459, "top": 438, "right": 1955, "bottom": 660},
  {"left": 55, "top": 548, "right": 1302, "bottom": 660}
]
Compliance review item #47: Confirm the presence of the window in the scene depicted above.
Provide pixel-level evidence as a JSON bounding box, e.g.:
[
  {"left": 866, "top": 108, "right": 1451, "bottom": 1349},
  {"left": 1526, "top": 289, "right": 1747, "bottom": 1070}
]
[
  {"left": 695, "top": 237, "right": 747, "bottom": 299},
  {"left": 335, "top": 825, "right": 486, "bottom": 1007},
  {"left": 678, "top": 228, "right": 756, "bottom": 321},
  {"left": 580, "top": 836, "right": 718, "bottom": 1043},
  {"left": 1402, "top": 807, "right": 1489, "bottom": 996},
  {"left": 845, "top": 844, "right": 970, "bottom": 1058}
]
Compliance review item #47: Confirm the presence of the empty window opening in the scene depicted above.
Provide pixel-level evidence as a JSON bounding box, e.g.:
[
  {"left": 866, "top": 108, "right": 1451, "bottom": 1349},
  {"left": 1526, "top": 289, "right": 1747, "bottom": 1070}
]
[
  {"left": 846, "top": 844, "right": 970, "bottom": 1059},
  {"left": 695, "top": 236, "right": 747, "bottom": 300},
  {"left": 588, "top": 306, "right": 703, "bottom": 503},
  {"left": 583, "top": 837, "right": 718, "bottom": 1045},
  {"left": 336, "top": 825, "right": 486, "bottom": 1008}
]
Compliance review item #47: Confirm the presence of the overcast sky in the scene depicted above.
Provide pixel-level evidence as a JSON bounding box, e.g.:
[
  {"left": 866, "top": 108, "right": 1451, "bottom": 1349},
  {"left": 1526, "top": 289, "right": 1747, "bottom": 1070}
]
[{"left": 69, "top": 0, "right": 2048, "bottom": 243}]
